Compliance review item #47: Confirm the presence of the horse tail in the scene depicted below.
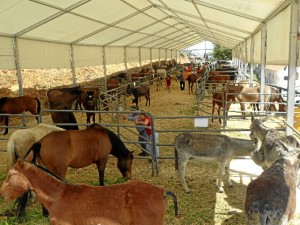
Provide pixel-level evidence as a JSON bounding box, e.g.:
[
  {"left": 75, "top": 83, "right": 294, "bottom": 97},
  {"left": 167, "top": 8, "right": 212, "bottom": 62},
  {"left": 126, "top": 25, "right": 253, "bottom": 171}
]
[
  {"left": 24, "top": 142, "right": 42, "bottom": 164},
  {"left": 35, "top": 97, "right": 41, "bottom": 114},
  {"left": 6, "top": 139, "right": 16, "bottom": 169},
  {"left": 164, "top": 191, "right": 179, "bottom": 216}
]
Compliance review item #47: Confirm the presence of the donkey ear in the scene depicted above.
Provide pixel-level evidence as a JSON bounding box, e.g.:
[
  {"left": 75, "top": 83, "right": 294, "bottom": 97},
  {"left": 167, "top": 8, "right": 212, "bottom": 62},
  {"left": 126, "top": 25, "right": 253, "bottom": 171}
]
[{"left": 279, "top": 140, "right": 291, "bottom": 151}]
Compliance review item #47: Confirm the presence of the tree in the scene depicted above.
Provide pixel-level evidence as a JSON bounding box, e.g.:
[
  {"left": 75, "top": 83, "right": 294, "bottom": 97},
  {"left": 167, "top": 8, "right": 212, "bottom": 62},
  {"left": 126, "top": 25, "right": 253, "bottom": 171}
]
[{"left": 211, "top": 44, "right": 232, "bottom": 60}]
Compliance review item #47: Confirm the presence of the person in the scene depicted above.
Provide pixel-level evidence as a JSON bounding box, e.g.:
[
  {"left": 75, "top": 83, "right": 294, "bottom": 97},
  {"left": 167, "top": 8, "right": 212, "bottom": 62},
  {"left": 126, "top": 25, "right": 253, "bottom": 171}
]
[
  {"left": 165, "top": 75, "right": 171, "bottom": 92},
  {"left": 178, "top": 70, "right": 185, "bottom": 91},
  {"left": 135, "top": 112, "right": 159, "bottom": 158},
  {"left": 196, "top": 65, "right": 201, "bottom": 73},
  {"left": 122, "top": 104, "right": 149, "bottom": 156}
]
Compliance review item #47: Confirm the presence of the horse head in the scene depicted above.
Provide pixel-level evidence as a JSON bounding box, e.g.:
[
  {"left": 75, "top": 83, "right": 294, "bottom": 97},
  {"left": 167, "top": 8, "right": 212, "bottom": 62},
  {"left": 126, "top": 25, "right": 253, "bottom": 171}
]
[{"left": 117, "top": 150, "right": 134, "bottom": 180}]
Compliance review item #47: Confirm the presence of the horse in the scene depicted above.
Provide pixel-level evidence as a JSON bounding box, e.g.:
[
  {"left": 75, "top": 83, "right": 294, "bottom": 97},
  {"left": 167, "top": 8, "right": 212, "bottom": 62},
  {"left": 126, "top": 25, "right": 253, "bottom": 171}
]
[
  {"left": 186, "top": 65, "right": 207, "bottom": 94},
  {"left": 82, "top": 90, "right": 98, "bottom": 125},
  {"left": 174, "top": 133, "right": 258, "bottom": 193},
  {"left": 186, "top": 73, "right": 202, "bottom": 94},
  {"left": 224, "top": 83, "right": 273, "bottom": 119},
  {"left": 7, "top": 123, "right": 64, "bottom": 169},
  {"left": 245, "top": 143, "right": 300, "bottom": 225},
  {"left": 127, "top": 85, "right": 150, "bottom": 107},
  {"left": 26, "top": 123, "right": 133, "bottom": 185},
  {"left": 212, "top": 91, "right": 236, "bottom": 123},
  {"left": 18, "top": 123, "right": 134, "bottom": 219},
  {"left": 1, "top": 159, "right": 178, "bottom": 224},
  {"left": 269, "top": 87, "right": 286, "bottom": 112},
  {"left": 0, "top": 96, "right": 41, "bottom": 135},
  {"left": 47, "top": 86, "right": 83, "bottom": 109},
  {"left": 47, "top": 86, "right": 83, "bottom": 129},
  {"left": 49, "top": 104, "right": 79, "bottom": 130}
]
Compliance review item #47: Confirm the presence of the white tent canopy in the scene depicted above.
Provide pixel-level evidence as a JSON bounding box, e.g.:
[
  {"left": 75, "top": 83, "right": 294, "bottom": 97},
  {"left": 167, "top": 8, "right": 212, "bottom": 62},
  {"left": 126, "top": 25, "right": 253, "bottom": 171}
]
[{"left": 0, "top": 0, "right": 298, "bottom": 70}]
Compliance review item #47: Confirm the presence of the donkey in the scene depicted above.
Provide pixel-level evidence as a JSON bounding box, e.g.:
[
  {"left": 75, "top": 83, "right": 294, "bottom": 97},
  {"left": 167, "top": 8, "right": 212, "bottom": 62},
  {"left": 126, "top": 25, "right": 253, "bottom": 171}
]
[
  {"left": 127, "top": 85, "right": 150, "bottom": 107},
  {"left": 249, "top": 116, "right": 300, "bottom": 170},
  {"left": 245, "top": 143, "right": 300, "bottom": 225},
  {"left": 174, "top": 133, "right": 258, "bottom": 193}
]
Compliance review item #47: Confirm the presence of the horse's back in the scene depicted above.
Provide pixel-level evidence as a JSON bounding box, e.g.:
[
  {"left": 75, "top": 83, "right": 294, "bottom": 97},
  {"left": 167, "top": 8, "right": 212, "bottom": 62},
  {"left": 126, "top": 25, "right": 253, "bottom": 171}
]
[{"left": 38, "top": 126, "right": 112, "bottom": 168}]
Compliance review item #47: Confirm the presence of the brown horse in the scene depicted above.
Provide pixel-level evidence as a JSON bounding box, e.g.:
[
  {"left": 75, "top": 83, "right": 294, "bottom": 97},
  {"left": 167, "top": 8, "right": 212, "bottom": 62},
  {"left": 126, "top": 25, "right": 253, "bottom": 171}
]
[
  {"left": 212, "top": 91, "right": 236, "bottom": 123},
  {"left": 0, "top": 96, "right": 41, "bottom": 135},
  {"left": 224, "top": 83, "right": 273, "bottom": 118},
  {"left": 19, "top": 123, "right": 134, "bottom": 219},
  {"left": 186, "top": 65, "right": 207, "bottom": 94},
  {"left": 127, "top": 85, "right": 150, "bottom": 106},
  {"left": 1, "top": 159, "right": 178, "bottom": 224},
  {"left": 27, "top": 123, "right": 133, "bottom": 185}
]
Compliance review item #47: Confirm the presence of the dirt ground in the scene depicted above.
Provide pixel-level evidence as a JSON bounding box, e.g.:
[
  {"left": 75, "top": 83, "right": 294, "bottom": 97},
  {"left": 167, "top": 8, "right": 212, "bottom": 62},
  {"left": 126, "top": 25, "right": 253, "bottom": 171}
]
[{"left": 0, "top": 69, "right": 299, "bottom": 225}]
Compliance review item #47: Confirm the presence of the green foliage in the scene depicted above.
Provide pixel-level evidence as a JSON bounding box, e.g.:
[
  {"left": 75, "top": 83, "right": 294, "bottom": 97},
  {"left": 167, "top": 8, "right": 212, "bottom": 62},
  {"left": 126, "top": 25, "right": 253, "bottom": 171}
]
[{"left": 210, "top": 44, "right": 232, "bottom": 60}]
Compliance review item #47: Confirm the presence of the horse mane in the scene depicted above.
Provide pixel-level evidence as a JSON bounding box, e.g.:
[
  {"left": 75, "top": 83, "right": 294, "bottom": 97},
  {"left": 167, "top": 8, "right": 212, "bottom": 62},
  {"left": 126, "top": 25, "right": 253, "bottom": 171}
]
[
  {"left": 105, "top": 127, "right": 131, "bottom": 157},
  {"left": 32, "top": 161, "right": 67, "bottom": 183}
]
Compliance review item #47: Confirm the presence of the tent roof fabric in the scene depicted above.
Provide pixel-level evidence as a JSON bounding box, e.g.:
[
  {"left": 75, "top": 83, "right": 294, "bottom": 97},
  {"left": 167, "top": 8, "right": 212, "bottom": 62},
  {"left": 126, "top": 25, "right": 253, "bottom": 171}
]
[{"left": 0, "top": 0, "right": 289, "bottom": 49}]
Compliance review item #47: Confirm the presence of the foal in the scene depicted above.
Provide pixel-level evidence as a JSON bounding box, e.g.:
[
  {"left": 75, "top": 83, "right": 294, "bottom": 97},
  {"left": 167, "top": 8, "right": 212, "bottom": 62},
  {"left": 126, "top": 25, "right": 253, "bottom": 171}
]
[
  {"left": 174, "top": 133, "right": 258, "bottom": 193},
  {"left": 1, "top": 159, "right": 178, "bottom": 225}
]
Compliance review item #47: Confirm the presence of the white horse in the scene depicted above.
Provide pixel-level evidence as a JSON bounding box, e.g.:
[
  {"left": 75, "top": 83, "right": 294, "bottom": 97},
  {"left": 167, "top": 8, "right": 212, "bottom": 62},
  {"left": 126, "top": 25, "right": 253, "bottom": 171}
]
[
  {"left": 174, "top": 133, "right": 259, "bottom": 193},
  {"left": 7, "top": 123, "right": 64, "bottom": 168}
]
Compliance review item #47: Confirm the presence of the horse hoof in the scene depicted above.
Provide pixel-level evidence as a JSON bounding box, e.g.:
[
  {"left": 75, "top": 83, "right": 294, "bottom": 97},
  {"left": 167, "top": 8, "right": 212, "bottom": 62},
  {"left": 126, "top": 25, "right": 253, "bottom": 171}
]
[{"left": 185, "top": 191, "right": 191, "bottom": 195}]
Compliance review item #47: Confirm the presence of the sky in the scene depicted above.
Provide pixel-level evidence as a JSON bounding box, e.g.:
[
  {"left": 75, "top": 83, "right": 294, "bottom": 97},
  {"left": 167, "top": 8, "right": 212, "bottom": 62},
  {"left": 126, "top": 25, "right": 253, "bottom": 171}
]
[{"left": 184, "top": 41, "right": 214, "bottom": 57}]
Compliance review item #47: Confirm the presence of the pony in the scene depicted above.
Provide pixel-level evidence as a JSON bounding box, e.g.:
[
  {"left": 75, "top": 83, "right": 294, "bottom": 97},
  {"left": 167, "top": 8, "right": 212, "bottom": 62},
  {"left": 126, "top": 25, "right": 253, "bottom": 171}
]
[
  {"left": 18, "top": 123, "right": 134, "bottom": 219},
  {"left": 245, "top": 143, "right": 300, "bottom": 225},
  {"left": 82, "top": 90, "right": 98, "bottom": 125},
  {"left": 186, "top": 65, "right": 207, "bottom": 94},
  {"left": 212, "top": 90, "right": 236, "bottom": 123},
  {"left": 174, "top": 132, "right": 258, "bottom": 193},
  {"left": 0, "top": 96, "right": 41, "bottom": 135},
  {"left": 47, "top": 86, "right": 83, "bottom": 130},
  {"left": 47, "top": 86, "right": 83, "bottom": 109},
  {"left": 127, "top": 85, "right": 150, "bottom": 107},
  {"left": 49, "top": 104, "right": 79, "bottom": 130},
  {"left": 269, "top": 87, "right": 286, "bottom": 112},
  {"left": 6, "top": 123, "right": 64, "bottom": 169},
  {"left": 0, "top": 159, "right": 178, "bottom": 225},
  {"left": 224, "top": 83, "right": 273, "bottom": 119},
  {"left": 26, "top": 123, "right": 134, "bottom": 185},
  {"left": 186, "top": 73, "right": 202, "bottom": 94}
]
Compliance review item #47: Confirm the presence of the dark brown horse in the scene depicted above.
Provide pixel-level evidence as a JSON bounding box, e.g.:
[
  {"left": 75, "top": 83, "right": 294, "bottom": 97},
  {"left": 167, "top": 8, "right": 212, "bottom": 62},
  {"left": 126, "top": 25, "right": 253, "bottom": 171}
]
[
  {"left": 47, "top": 86, "right": 83, "bottom": 130},
  {"left": 1, "top": 159, "right": 178, "bottom": 224},
  {"left": 82, "top": 90, "right": 98, "bottom": 124},
  {"left": 0, "top": 96, "right": 41, "bottom": 135},
  {"left": 50, "top": 105, "right": 79, "bottom": 130},
  {"left": 47, "top": 86, "right": 83, "bottom": 109},
  {"left": 127, "top": 85, "right": 150, "bottom": 106}
]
